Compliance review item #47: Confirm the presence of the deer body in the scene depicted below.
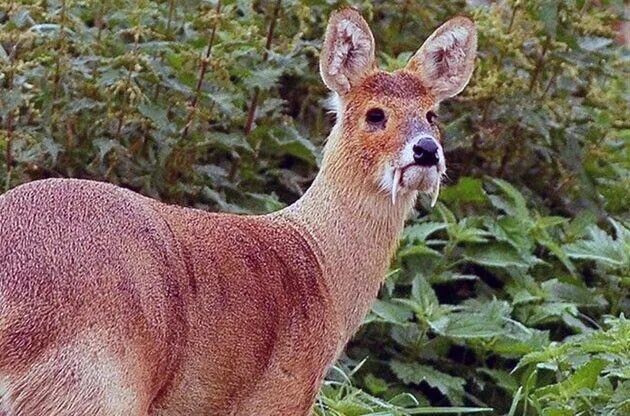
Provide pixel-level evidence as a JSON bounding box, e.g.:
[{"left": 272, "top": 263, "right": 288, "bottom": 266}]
[
  {"left": 0, "top": 9, "right": 476, "bottom": 416},
  {"left": 0, "top": 178, "right": 337, "bottom": 415}
]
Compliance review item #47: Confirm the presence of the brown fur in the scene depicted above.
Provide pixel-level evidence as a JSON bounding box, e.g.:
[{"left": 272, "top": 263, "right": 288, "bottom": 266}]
[
  {"left": 338, "top": 71, "right": 438, "bottom": 180},
  {"left": 0, "top": 8, "right": 476, "bottom": 416},
  {"left": 0, "top": 179, "right": 334, "bottom": 415}
]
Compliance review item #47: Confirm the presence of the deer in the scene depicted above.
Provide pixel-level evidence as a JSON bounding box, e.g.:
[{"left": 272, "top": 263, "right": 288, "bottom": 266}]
[{"left": 0, "top": 8, "right": 476, "bottom": 416}]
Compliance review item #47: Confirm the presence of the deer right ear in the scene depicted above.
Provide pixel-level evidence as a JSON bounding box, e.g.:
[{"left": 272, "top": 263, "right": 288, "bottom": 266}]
[
  {"left": 320, "top": 8, "right": 376, "bottom": 95},
  {"left": 406, "top": 17, "right": 477, "bottom": 102}
]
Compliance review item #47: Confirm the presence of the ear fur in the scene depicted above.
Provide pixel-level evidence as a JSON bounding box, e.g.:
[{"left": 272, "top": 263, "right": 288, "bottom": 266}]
[
  {"left": 320, "top": 8, "right": 376, "bottom": 95},
  {"left": 407, "top": 16, "right": 477, "bottom": 101}
]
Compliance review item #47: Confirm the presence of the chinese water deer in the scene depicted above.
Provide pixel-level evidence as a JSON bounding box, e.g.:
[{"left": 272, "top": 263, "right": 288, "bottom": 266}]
[{"left": 0, "top": 8, "right": 476, "bottom": 416}]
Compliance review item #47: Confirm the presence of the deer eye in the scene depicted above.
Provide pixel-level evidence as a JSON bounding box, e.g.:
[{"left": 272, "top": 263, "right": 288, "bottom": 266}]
[
  {"left": 426, "top": 111, "right": 438, "bottom": 124},
  {"left": 366, "top": 108, "right": 386, "bottom": 127}
]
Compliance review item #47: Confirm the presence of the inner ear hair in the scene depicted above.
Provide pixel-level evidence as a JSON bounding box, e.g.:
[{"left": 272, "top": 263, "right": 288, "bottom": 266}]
[
  {"left": 407, "top": 16, "right": 477, "bottom": 101},
  {"left": 320, "top": 8, "right": 376, "bottom": 95}
]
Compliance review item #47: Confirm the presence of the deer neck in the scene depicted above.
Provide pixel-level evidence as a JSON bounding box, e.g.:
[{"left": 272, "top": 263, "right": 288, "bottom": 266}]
[{"left": 278, "top": 127, "right": 416, "bottom": 340}]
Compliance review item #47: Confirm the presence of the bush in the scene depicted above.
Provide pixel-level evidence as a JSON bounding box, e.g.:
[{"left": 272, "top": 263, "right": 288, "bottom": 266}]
[{"left": 1, "top": 1, "right": 627, "bottom": 414}]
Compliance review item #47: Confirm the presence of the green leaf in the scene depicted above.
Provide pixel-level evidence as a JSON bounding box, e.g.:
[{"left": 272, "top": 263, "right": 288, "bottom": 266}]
[
  {"left": 536, "top": 216, "right": 568, "bottom": 229},
  {"left": 464, "top": 243, "right": 538, "bottom": 268},
  {"left": 364, "top": 373, "right": 389, "bottom": 395},
  {"left": 138, "top": 102, "right": 172, "bottom": 131},
  {"left": 243, "top": 67, "right": 283, "bottom": 90},
  {"left": 563, "top": 225, "right": 628, "bottom": 267},
  {"left": 534, "top": 359, "right": 606, "bottom": 400},
  {"left": 399, "top": 245, "right": 444, "bottom": 258},
  {"left": 515, "top": 343, "right": 573, "bottom": 371},
  {"left": 433, "top": 300, "right": 513, "bottom": 339},
  {"left": 541, "top": 279, "right": 607, "bottom": 308},
  {"left": 390, "top": 361, "right": 466, "bottom": 404},
  {"left": 41, "top": 138, "right": 63, "bottom": 164},
  {"left": 537, "top": 237, "right": 577, "bottom": 275},
  {"left": 578, "top": 36, "right": 613, "bottom": 51},
  {"left": 370, "top": 300, "right": 413, "bottom": 325},
  {"left": 411, "top": 275, "right": 439, "bottom": 310},
  {"left": 478, "top": 369, "right": 519, "bottom": 393},
  {"left": 448, "top": 218, "right": 492, "bottom": 244},
  {"left": 564, "top": 211, "right": 597, "bottom": 240},
  {"left": 404, "top": 222, "right": 448, "bottom": 242},
  {"left": 198, "top": 132, "right": 253, "bottom": 153},
  {"left": 488, "top": 178, "right": 530, "bottom": 218},
  {"left": 266, "top": 125, "right": 319, "bottom": 165},
  {"left": 539, "top": 0, "right": 559, "bottom": 37},
  {"left": 440, "top": 177, "right": 487, "bottom": 205}
]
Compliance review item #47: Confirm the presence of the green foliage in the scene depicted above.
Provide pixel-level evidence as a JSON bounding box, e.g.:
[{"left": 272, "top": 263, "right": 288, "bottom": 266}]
[
  {"left": 515, "top": 316, "right": 630, "bottom": 415},
  {"left": 1, "top": 0, "right": 628, "bottom": 415},
  {"left": 356, "top": 177, "right": 628, "bottom": 414},
  {"left": 316, "top": 363, "right": 492, "bottom": 416}
]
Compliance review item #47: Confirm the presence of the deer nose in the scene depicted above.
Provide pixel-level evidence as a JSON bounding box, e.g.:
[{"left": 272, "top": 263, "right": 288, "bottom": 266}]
[{"left": 413, "top": 138, "right": 439, "bottom": 167}]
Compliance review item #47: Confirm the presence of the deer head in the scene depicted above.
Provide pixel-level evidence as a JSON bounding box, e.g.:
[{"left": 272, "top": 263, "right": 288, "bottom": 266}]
[{"left": 319, "top": 8, "right": 477, "bottom": 207}]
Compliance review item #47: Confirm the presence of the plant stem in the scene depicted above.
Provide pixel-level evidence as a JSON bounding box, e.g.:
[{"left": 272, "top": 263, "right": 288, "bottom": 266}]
[
  {"left": 233, "top": 0, "right": 281, "bottom": 182},
  {"left": 540, "top": 65, "right": 560, "bottom": 100},
  {"left": 166, "top": 0, "right": 176, "bottom": 33},
  {"left": 96, "top": 2, "right": 104, "bottom": 42},
  {"left": 52, "top": 0, "right": 67, "bottom": 100},
  {"left": 116, "top": 31, "right": 140, "bottom": 140},
  {"left": 507, "top": 2, "right": 519, "bottom": 33},
  {"left": 182, "top": 0, "right": 222, "bottom": 139},
  {"left": 528, "top": 35, "right": 551, "bottom": 93},
  {"left": 245, "top": 0, "right": 281, "bottom": 138},
  {"left": 154, "top": 0, "right": 178, "bottom": 101},
  {"left": 398, "top": 0, "right": 410, "bottom": 33},
  {"left": 5, "top": 114, "right": 14, "bottom": 191},
  {"left": 4, "top": 44, "right": 17, "bottom": 191}
]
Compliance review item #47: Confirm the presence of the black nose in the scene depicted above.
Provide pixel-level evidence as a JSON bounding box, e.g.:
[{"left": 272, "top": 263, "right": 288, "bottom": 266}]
[{"left": 413, "top": 138, "right": 439, "bottom": 167}]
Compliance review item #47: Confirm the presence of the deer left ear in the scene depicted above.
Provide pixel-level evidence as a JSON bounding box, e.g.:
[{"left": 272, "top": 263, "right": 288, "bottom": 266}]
[
  {"left": 320, "top": 8, "right": 376, "bottom": 95},
  {"left": 407, "top": 17, "right": 477, "bottom": 102}
]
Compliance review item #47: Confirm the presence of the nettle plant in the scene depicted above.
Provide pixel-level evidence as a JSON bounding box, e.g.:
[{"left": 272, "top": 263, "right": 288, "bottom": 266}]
[
  {"left": 0, "top": 1, "right": 628, "bottom": 415},
  {"left": 0, "top": 0, "right": 322, "bottom": 211},
  {"left": 351, "top": 177, "right": 629, "bottom": 414}
]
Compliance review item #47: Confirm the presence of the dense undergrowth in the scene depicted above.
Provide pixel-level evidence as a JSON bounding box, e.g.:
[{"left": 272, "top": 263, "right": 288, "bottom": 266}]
[{"left": 0, "top": 0, "right": 628, "bottom": 414}]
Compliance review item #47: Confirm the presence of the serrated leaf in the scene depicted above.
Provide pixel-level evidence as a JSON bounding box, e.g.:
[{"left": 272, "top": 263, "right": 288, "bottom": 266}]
[
  {"left": 404, "top": 222, "right": 448, "bottom": 242},
  {"left": 539, "top": 0, "right": 559, "bottom": 36},
  {"left": 489, "top": 178, "right": 529, "bottom": 218},
  {"left": 364, "top": 373, "right": 389, "bottom": 395},
  {"left": 41, "top": 138, "right": 63, "bottom": 164},
  {"left": 440, "top": 177, "right": 487, "bottom": 205},
  {"left": 266, "top": 125, "right": 319, "bottom": 164},
  {"left": 464, "top": 243, "right": 537, "bottom": 268},
  {"left": 390, "top": 361, "right": 465, "bottom": 404},
  {"left": 138, "top": 102, "right": 171, "bottom": 131},
  {"left": 542, "top": 279, "right": 607, "bottom": 307},
  {"left": 578, "top": 36, "right": 613, "bottom": 51},
  {"left": 563, "top": 225, "right": 628, "bottom": 267},
  {"left": 411, "top": 275, "right": 439, "bottom": 310},
  {"left": 399, "top": 244, "right": 444, "bottom": 258},
  {"left": 370, "top": 299, "right": 413, "bottom": 325},
  {"left": 243, "top": 67, "right": 283, "bottom": 90},
  {"left": 478, "top": 368, "right": 519, "bottom": 393},
  {"left": 434, "top": 300, "right": 513, "bottom": 339},
  {"left": 534, "top": 359, "right": 606, "bottom": 400},
  {"left": 199, "top": 132, "right": 253, "bottom": 153}
]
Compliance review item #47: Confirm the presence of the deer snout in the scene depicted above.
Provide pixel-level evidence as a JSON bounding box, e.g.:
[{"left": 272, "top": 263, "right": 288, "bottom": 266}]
[{"left": 412, "top": 137, "right": 440, "bottom": 167}]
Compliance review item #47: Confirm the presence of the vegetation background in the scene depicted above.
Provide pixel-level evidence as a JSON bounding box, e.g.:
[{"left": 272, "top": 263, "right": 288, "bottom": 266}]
[{"left": 0, "top": 0, "right": 628, "bottom": 414}]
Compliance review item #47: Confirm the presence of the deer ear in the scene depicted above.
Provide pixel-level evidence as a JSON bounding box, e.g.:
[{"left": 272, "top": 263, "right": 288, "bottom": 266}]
[
  {"left": 320, "top": 8, "right": 376, "bottom": 95},
  {"left": 407, "top": 17, "right": 477, "bottom": 102}
]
